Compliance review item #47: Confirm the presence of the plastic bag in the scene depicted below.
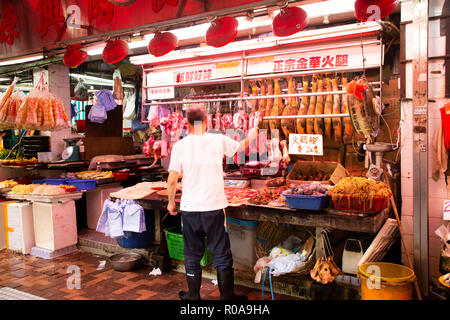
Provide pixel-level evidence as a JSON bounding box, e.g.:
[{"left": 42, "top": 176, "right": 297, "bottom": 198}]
[
  {"left": 74, "top": 78, "right": 88, "bottom": 101},
  {"left": 96, "top": 89, "right": 117, "bottom": 112},
  {"left": 113, "top": 69, "right": 124, "bottom": 101},
  {"left": 88, "top": 103, "right": 107, "bottom": 123},
  {"left": 123, "top": 91, "right": 136, "bottom": 120},
  {"left": 0, "top": 77, "right": 18, "bottom": 122},
  {"left": 266, "top": 251, "right": 308, "bottom": 276}
]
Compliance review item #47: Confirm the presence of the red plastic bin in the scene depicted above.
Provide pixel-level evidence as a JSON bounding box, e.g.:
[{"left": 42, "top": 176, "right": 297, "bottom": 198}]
[
  {"left": 113, "top": 172, "right": 129, "bottom": 182},
  {"left": 331, "top": 195, "right": 390, "bottom": 213}
]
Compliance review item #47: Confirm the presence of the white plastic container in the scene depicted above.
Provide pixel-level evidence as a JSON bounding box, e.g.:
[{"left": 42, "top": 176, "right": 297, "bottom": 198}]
[
  {"left": 4, "top": 202, "right": 35, "bottom": 254},
  {"left": 32, "top": 201, "right": 77, "bottom": 251},
  {"left": 226, "top": 218, "right": 258, "bottom": 267},
  {"left": 86, "top": 184, "right": 122, "bottom": 230},
  {"left": 342, "top": 239, "right": 364, "bottom": 275}
]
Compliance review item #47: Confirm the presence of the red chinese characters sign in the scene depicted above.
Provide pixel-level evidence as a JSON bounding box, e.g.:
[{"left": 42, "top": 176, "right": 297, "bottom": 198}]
[
  {"left": 0, "top": 3, "right": 19, "bottom": 45},
  {"left": 175, "top": 68, "right": 214, "bottom": 84},
  {"left": 0, "top": 0, "right": 267, "bottom": 60},
  {"left": 273, "top": 55, "right": 349, "bottom": 72},
  {"left": 289, "top": 134, "right": 323, "bottom": 156}
]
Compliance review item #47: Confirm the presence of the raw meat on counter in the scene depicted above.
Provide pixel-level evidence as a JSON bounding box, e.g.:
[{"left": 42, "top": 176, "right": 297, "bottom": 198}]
[
  {"left": 247, "top": 185, "right": 289, "bottom": 205},
  {"left": 264, "top": 177, "right": 285, "bottom": 187},
  {"left": 225, "top": 188, "right": 259, "bottom": 206}
]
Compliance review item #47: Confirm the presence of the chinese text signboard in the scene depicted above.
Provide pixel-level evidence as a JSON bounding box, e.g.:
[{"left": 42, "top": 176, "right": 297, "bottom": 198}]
[
  {"left": 289, "top": 134, "right": 323, "bottom": 156},
  {"left": 147, "top": 86, "right": 174, "bottom": 100}
]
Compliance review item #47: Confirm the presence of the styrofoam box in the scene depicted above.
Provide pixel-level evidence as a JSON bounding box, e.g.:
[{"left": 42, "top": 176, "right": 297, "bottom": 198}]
[
  {"left": 32, "top": 201, "right": 77, "bottom": 252},
  {"left": 227, "top": 218, "right": 258, "bottom": 267},
  {"left": 86, "top": 184, "right": 123, "bottom": 230},
  {"left": 5, "top": 202, "right": 35, "bottom": 254}
]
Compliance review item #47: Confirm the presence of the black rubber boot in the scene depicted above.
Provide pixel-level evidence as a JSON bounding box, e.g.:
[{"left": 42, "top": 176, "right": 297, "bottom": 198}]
[
  {"left": 179, "top": 270, "right": 202, "bottom": 300},
  {"left": 217, "top": 269, "right": 248, "bottom": 300}
]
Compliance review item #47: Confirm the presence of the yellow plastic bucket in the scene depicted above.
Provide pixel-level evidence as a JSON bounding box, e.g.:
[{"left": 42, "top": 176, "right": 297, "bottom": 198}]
[{"left": 357, "top": 262, "right": 416, "bottom": 300}]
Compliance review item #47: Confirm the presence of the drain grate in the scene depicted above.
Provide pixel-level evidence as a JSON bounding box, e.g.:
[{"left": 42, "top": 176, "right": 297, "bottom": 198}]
[{"left": 0, "top": 287, "right": 47, "bottom": 300}]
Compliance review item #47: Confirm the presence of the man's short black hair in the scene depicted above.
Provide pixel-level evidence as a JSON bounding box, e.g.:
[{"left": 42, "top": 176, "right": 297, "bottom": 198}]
[{"left": 186, "top": 104, "right": 207, "bottom": 126}]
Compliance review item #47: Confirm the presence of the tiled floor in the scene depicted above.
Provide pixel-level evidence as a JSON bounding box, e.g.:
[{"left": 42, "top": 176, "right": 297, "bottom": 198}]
[{"left": 0, "top": 250, "right": 299, "bottom": 300}]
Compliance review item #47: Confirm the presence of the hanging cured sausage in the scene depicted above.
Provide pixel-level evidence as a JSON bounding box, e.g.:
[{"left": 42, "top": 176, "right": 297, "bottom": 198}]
[
  {"left": 314, "top": 75, "right": 325, "bottom": 136},
  {"left": 281, "top": 76, "right": 299, "bottom": 138},
  {"left": 297, "top": 76, "right": 309, "bottom": 134},
  {"left": 306, "top": 76, "right": 318, "bottom": 134}
]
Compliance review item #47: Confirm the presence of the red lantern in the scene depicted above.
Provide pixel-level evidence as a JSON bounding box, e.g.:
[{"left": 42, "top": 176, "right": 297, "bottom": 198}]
[
  {"left": 272, "top": 6, "right": 308, "bottom": 37},
  {"left": 206, "top": 16, "right": 239, "bottom": 48},
  {"left": 63, "top": 45, "right": 88, "bottom": 69},
  {"left": 148, "top": 32, "right": 178, "bottom": 57},
  {"left": 102, "top": 39, "right": 129, "bottom": 64},
  {"left": 354, "top": 0, "right": 399, "bottom": 22}
]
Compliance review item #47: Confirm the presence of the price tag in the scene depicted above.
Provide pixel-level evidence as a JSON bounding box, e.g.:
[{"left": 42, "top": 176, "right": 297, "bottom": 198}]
[
  {"left": 288, "top": 134, "right": 323, "bottom": 156},
  {"left": 443, "top": 200, "right": 450, "bottom": 221}
]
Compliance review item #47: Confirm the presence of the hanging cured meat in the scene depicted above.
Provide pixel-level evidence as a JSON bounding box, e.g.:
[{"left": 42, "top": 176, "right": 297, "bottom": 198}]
[
  {"left": 281, "top": 76, "right": 299, "bottom": 138},
  {"left": 296, "top": 76, "right": 309, "bottom": 134},
  {"left": 314, "top": 75, "right": 325, "bottom": 136},
  {"left": 258, "top": 79, "right": 268, "bottom": 131},
  {"left": 341, "top": 74, "right": 354, "bottom": 143},
  {"left": 270, "top": 78, "right": 284, "bottom": 138},
  {"left": 249, "top": 81, "right": 259, "bottom": 113},
  {"left": 331, "top": 73, "right": 343, "bottom": 143},
  {"left": 264, "top": 79, "right": 274, "bottom": 133},
  {"left": 306, "top": 76, "right": 318, "bottom": 134},
  {"left": 323, "top": 75, "right": 333, "bottom": 140}
]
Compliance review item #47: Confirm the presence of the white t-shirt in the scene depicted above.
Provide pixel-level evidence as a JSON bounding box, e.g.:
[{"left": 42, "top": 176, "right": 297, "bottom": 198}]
[{"left": 168, "top": 133, "right": 239, "bottom": 212}]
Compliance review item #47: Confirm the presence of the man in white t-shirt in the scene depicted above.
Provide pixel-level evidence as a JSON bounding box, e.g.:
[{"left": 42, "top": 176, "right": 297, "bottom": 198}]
[{"left": 167, "top": 104, "right": 258, "bottom": 300}]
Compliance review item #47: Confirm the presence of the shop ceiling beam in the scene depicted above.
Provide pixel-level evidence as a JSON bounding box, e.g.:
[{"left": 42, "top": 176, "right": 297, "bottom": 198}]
[
  {"left": 0, "top": 57, "right": 63, "bottom": 78},
  {"left": 55, "top": 0, "right": 286, "bottom": 47},
  {"left": 411, "top": 0, "right": 429, "bottom": 297}
]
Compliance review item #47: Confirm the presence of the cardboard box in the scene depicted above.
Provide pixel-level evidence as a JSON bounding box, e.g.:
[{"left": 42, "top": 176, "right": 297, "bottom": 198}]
[{"left": 286, "top": 161, "right": 349, "bottom": 185}]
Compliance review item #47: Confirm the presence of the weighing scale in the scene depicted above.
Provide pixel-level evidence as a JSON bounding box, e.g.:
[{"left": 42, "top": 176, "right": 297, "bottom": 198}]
[{"left": 62, "top": 138, "right": 81, "bottom": 162}]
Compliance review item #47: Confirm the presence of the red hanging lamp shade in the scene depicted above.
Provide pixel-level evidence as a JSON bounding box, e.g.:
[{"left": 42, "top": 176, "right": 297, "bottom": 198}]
[
  {"left": 272, "top": 6, "right": 308, "bottom": 37},
  {"left": 148, "top": 32, "right": 178, "bottom": 57},
  {"left": 354, "top": 0, "right": 399, "bottom": 22},
  {"left": 206, "top": 16, "right": 239, "bottom": 48},
  {"left": 102, "top": 39, "right": 129, "bottom": 64},
  {"left": 63, "top": 45, "right": 88, "bottom": 69}
]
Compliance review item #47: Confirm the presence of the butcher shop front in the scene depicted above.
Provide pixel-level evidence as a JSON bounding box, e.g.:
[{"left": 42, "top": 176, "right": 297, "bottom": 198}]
[{"left": 0, "top": 0, "right": 449, "bottom": 304}]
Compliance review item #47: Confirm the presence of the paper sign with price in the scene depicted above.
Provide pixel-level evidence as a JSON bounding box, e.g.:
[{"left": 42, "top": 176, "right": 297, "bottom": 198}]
[
  {"left": 443, "top": 200, "right": 450, "bottom": 221},
  {"left": 288, "top": 134, "right": 323, "bottom": 156}
]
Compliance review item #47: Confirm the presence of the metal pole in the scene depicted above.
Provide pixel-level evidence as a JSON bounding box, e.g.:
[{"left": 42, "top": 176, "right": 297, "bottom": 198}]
[{"left": 412, "top": 0, "right": 429, "bottom": 297}]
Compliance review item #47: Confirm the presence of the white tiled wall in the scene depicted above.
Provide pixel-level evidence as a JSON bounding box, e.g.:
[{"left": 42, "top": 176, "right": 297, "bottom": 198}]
[{"left": 400, "top": 0, "right": 448, "bottom": 284}]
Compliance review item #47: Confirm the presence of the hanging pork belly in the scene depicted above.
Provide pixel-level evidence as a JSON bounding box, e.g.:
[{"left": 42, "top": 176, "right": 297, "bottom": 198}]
[
  {"left": 323, "top": 74, "right": 333, "bottom": 140},
  {"left": 306, "top": 75, "right": 318, "bottom": 134},
  {"left": 331, "top": 73, "right": 343, "bottom": 143},
  {"left": 281, "top": 76, "right": 299, "bottom": 138},
  {"left": 297, "top": 76, "right": 309, "bottom": 134},
  {"left": 314, "top": 75, "right": 325, "bottom": 136}
]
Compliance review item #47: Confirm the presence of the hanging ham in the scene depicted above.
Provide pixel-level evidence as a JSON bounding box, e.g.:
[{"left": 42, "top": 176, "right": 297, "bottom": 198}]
[
  {"left": 331, "top": 73, "right": 343, "bottom": 143},
  {"left": 270, "top": 78, "right": 284, "bottom": 138},
  {"left": 281, "top": 76, "right": 299, "bottom": 138},
  {"left": 341, "top": 74, "right": 354, "bottom": 143},
  {"left": 264, "top": 79, "right": 274, "bottom": 134},
  {"left": 314, "top": 75, "right": 325, "bottom": 136},
  {"left": 323, "top": 75, "right": 333, "bottom": 140},
  {"left": 306, "top": 76, "right": 318, "bottom": 134},
  {"left": 296, "top": 76, "right": 309, "bottom": 134}
]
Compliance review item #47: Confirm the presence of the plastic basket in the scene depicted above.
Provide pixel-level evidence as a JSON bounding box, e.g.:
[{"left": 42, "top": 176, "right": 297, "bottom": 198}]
[
  {"left": 44, "top": 178, "right": 67, "bottom": 185},
  {"left": 284, "top": 194, "right": 329, "bottom": 211},
  {"left": 65, "top": 179, "right": 97, "bottom": 191},
  {"left": 331, "top": 195, "right": 390, "bottom": 213},
  {"left": 164, "top": 226, "right": 213, "bottom": 266},
  {"left": 113, "top": 172, "right": 129, "bottom": 182}
]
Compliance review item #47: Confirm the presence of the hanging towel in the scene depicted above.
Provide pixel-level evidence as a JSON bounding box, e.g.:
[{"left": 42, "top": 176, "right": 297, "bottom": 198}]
[
  {"left": 432, "top": 121, "right": 448, "bottom": 181},
  {"left": 123, "top": 91, "right": 137, "bottom": 120},
  {"left": 96, "top": 89, "right": 117, "bottom": 112},
  {"left": 88, "top": 103, "right": 107, "bottom": 123}
]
